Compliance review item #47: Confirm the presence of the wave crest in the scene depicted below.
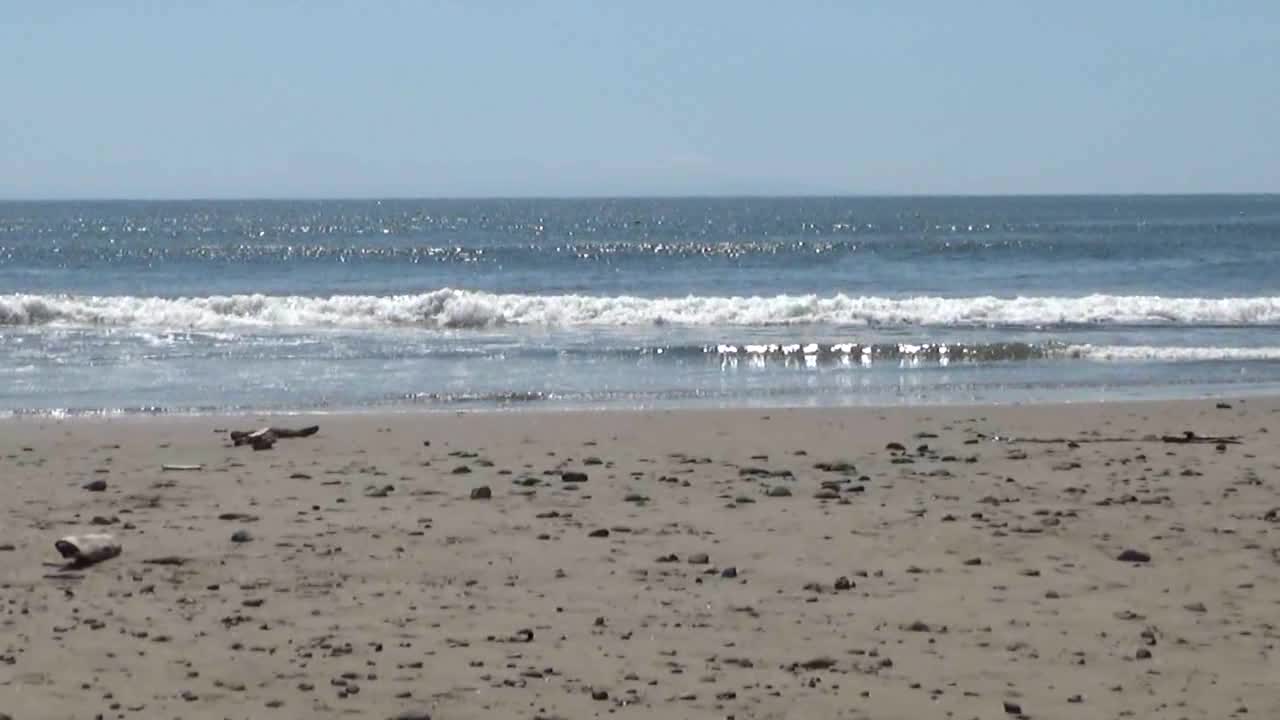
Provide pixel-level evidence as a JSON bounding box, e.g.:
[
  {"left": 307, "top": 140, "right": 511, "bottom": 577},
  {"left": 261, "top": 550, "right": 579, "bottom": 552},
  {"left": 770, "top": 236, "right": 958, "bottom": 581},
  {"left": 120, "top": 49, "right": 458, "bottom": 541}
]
[{"left": 4, "top": 289, "right": 1280, "bottom": 329}]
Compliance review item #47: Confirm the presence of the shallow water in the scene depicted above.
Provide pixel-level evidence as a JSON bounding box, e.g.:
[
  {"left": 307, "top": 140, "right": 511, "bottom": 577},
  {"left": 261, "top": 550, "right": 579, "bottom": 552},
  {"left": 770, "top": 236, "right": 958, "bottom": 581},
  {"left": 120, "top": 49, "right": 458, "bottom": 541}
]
[{"left": 2, "top": 195, "right": 1279, "bottom": 414}]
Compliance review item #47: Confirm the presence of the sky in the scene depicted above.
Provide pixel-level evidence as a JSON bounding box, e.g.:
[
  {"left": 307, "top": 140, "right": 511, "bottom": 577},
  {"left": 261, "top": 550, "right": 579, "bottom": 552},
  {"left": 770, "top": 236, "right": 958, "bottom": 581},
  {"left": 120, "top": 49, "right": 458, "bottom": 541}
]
[{"left": 2, "top": 1, "right": 1278, "bottom": 199}]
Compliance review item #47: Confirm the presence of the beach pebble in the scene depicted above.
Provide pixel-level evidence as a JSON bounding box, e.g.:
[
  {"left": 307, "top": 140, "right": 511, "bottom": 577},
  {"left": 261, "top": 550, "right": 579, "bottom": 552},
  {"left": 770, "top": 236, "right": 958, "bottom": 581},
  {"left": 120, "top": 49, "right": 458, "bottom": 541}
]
[
  {"left": 766, "top": 486, "right": 792, "bottom": 497},
  {"left": 1003, "top": 700, "right": 1023, "bottom": 715},
  {"left": 721, "top": 566, "right": 738, "bottom": 578},
  {"left": 1116, "top": 549, "right": 1151, "bottom": 563},
  {"left": 230, "top": 529, "right": 253, "bottom": 543},
  {"left": 834, "top": 576, "right": 854, "bottom": 591},
  {"left": 561, "top": 471, "right": 589, "bottom": 483},
  {"left": 588, "top": 528, "right": 609, "bottom": 538},
  {"left": 83, "top": 479, "right": 107, "bottom": 492},
  {"left": 687, "top": 552, "right": 710, "bottom": 565},
  {"left": 469, "top": 486, "right": 492, "bottom": 500}
]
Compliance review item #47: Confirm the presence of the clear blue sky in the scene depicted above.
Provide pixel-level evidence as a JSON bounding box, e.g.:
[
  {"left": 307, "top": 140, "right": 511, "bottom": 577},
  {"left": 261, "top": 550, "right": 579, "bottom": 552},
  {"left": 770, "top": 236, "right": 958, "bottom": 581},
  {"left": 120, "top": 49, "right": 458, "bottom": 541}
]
[{"left": 3, "top": 1, "right": 1277, "bottom": 199}]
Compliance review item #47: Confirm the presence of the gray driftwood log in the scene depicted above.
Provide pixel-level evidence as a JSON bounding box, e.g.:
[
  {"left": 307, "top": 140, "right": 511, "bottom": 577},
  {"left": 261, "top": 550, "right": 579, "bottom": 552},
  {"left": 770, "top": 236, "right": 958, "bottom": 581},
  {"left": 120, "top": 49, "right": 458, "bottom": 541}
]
[{"left": 230, "top": 425, "right": 319, "bottom": 450}]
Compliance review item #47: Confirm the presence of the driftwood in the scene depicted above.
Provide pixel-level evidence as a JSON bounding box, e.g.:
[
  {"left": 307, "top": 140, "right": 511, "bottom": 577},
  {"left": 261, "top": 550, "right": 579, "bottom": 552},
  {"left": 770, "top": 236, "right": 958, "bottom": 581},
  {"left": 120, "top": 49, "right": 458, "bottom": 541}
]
[
  {"left": 54, "top": 534, "right": 121, "bottom": 568},
  {"left": 993, "top": 431, "right": 1242, "bottom": 446},
  {"left": 1159, "top": 431, "right": 1242, "bottom": 445},
  {"left": 230, "top": 425, "right": 319, "bottom": 450}
]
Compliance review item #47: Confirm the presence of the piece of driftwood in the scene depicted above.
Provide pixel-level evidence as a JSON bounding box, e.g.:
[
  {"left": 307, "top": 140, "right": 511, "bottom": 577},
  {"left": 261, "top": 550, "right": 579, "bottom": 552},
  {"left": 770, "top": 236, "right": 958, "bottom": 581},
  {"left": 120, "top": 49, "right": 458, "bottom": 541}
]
[
  {"left": 230, "top": 425, "right": 319, "bottom": 450},
  {"left": 993, "top": 431, "right": 1242, "bottom": 446},
  {"left": 1159, "top": 431, "right": 1242, "bottom": 445},
  {"left": 54, "top": 534, "right": 121, "bottom": 568}
]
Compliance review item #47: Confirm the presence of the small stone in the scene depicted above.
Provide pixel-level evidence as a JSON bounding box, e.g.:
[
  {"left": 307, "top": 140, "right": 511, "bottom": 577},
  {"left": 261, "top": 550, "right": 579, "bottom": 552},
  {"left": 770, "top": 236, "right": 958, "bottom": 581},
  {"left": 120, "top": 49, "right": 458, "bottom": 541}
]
[
  {"left": 84, "top": 479, "right": 108, "bottom": 492},
  {"left": 1183, "top": 601, "right": 1207, "bottom": 613},
  {"left": 230, "top": 529, "right": 253, "bottom": 543},
  {"left": 591, "top": 689, "right": 609, "bottom": 701},
  {"left": 1135, "top": 648, "right": 1152, "bottom": 660},
  {"left": 561, "top": 471, "right": 589, "bottom": 483},
  {"left": 798, "top": 657, "right": 837, "bottom": 670},
  {"left": 180, "top": 690, "right": 198, "bottom": 702},
  {"left": 833, "top": 576, "right": 853, "bottom": 591},
  {"left": 392, "top": 711, "right": 432, "bottom": 720},
  {"left": 687, "top": 552, "right": 710, "bottom": 565},
  {"left": 720, "top": 566, "right": 738, "bottom": 579},
  {"left": 766, "top": 486, "right": 792, "bottom": 497},
  {"left": 1116, "top": 549, "right": 1151, "bottom": 563},
  {"left": 469, "top": 486, "right": 492, "bottom": 500},
  {"left": 814, "top": 489, "right": 840, "bottom": 500},
  {"left": 588, "top": 528, "right": 609, "bottom": 538},
  {"left": 1003, "top": 700, "right": 1023, "bottom": 715},
  {"left": 963, "top": 557, "right": 982, "bottom": 566},
  {"left": 450, "top": 465, "right": 471, "bottom": 474}
]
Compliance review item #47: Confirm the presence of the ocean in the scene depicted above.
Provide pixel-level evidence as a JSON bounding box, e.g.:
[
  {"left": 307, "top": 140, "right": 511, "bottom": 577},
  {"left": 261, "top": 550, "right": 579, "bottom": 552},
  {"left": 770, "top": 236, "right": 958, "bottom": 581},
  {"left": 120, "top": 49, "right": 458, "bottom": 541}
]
[{"left": 2, "top": 195, "right": 1279, "bottom": 416}]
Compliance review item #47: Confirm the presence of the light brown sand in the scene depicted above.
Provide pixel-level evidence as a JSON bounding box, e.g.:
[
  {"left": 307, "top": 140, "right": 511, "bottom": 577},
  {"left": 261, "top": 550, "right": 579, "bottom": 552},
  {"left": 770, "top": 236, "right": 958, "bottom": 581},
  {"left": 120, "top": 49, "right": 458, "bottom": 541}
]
[{"left": 2, "top": 398, "right": 1279, "bottom": 720}]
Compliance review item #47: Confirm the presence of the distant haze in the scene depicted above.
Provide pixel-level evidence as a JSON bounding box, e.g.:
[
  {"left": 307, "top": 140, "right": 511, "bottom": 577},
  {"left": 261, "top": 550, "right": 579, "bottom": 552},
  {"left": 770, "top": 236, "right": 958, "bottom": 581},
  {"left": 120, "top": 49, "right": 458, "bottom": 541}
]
[{"left": 3, "top": 1, "right": 1278, "bottom": 199}]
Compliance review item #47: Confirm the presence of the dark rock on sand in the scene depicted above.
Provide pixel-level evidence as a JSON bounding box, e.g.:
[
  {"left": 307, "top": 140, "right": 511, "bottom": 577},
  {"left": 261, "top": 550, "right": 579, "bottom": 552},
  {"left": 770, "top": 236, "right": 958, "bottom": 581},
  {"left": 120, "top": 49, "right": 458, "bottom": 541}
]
[
  {"left": 687, "top": 552, "right": 710, "bottom": 565},
  {"left": 588, "top": 528, "right": 610, "bottom": 538},
  {"left": 470, "top": 486, "right": 492, "bottom": 500},
  {"left": 1116, "top": 549, "right": 1151, "bottom": 563},
  {"left": 562, "top": 471, "right": 589, "bottom": 483},
  {"left": 1003, "top": 700, "right": 1023, "bottom": 715},
  {"left": 392, "top": 711, "right": 432, "bottom": 720},
  {"left": 834, "top": 576, "right": 854, "bottom": 591},
  {"left": 766, "top": 486, "right": 792, "bottom": 497},
  {"left": 720, "top": 566, "right": 738, "bottom": 578},
  {"left": 230, "top": 529, "right": 253, "bottom": 543},
  {"left": 84, "top": 479, "right": 108, "bottom": 492}
]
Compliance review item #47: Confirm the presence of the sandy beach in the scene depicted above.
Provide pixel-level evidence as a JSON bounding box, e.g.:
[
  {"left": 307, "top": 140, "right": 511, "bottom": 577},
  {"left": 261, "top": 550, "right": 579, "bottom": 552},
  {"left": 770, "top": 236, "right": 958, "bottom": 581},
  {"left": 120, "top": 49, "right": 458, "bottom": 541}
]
[{"left": 2, "top": 398, "right": 1279, "bottom": 720}]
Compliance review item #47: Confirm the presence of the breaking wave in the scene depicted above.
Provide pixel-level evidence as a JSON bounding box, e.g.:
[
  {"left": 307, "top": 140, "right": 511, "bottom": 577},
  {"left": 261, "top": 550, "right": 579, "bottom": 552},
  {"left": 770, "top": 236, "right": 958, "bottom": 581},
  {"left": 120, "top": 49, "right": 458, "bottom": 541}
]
[{"left": 4, "top": 289, "right": 1280, "bottom": 329}]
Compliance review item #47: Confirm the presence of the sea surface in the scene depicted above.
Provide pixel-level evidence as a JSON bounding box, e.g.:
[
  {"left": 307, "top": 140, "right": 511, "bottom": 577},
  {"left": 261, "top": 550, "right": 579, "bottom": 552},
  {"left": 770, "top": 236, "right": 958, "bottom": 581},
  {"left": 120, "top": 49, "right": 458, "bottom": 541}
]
[{"left": 2, "top": 196, "right": 1279, "bottom": 415}]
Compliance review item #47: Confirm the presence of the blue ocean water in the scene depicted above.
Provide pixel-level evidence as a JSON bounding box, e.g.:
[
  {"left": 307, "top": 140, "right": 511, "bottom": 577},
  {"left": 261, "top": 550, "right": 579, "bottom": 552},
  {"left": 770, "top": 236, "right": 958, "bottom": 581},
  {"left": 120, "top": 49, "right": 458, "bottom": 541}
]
[{"left": 2, "top": 196, "right": 1279, "bottom": 415}]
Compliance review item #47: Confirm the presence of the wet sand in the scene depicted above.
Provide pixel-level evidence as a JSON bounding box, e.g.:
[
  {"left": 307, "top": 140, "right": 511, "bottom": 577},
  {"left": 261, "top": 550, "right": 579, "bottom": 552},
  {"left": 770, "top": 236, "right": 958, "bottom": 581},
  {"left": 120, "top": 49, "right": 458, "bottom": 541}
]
[{"left": 2, "top": 399, "right": 1279, "bottom": 719}]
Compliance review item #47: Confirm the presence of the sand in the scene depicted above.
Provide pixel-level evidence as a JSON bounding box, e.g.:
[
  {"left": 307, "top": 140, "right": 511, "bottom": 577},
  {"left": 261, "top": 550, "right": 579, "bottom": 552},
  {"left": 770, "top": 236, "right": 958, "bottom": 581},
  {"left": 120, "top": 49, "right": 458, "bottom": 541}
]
[{"left": 2, "top": 398, "right": 1279, "bottom": 720}]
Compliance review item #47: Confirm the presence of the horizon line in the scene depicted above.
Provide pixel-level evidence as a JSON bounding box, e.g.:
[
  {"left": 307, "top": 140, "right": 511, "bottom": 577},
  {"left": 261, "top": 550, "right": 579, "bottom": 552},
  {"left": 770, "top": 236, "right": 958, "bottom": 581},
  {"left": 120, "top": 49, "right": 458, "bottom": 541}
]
[{"left": 2, "top": 191, "right": 1279, "bottom": 203}]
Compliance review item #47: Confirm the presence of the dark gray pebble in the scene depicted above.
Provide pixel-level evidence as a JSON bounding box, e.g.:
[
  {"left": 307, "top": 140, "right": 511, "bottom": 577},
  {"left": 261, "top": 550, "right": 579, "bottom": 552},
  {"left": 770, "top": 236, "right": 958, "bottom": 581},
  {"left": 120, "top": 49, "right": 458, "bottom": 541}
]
[{"left": 1116, "top": 549, "right": 1151, "bottom": 563}]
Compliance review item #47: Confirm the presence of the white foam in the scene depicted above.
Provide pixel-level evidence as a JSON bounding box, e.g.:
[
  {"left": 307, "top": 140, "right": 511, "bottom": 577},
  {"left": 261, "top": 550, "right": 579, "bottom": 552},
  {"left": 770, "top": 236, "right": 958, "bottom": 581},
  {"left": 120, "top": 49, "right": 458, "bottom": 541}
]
[{"left": 3, "top": 290, "right": 1280, "bottom": 329}]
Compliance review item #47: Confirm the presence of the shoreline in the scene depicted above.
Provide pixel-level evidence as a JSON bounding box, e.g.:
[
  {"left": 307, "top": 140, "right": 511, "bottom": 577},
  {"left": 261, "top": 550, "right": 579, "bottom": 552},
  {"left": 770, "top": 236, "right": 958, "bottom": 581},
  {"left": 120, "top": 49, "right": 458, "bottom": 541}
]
[
  {"left": 3, "top": 396, "right": 1279, "bottom": 718},
  {"left": 4, "top": 386, "right": 1280, "bottom": 423}
]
